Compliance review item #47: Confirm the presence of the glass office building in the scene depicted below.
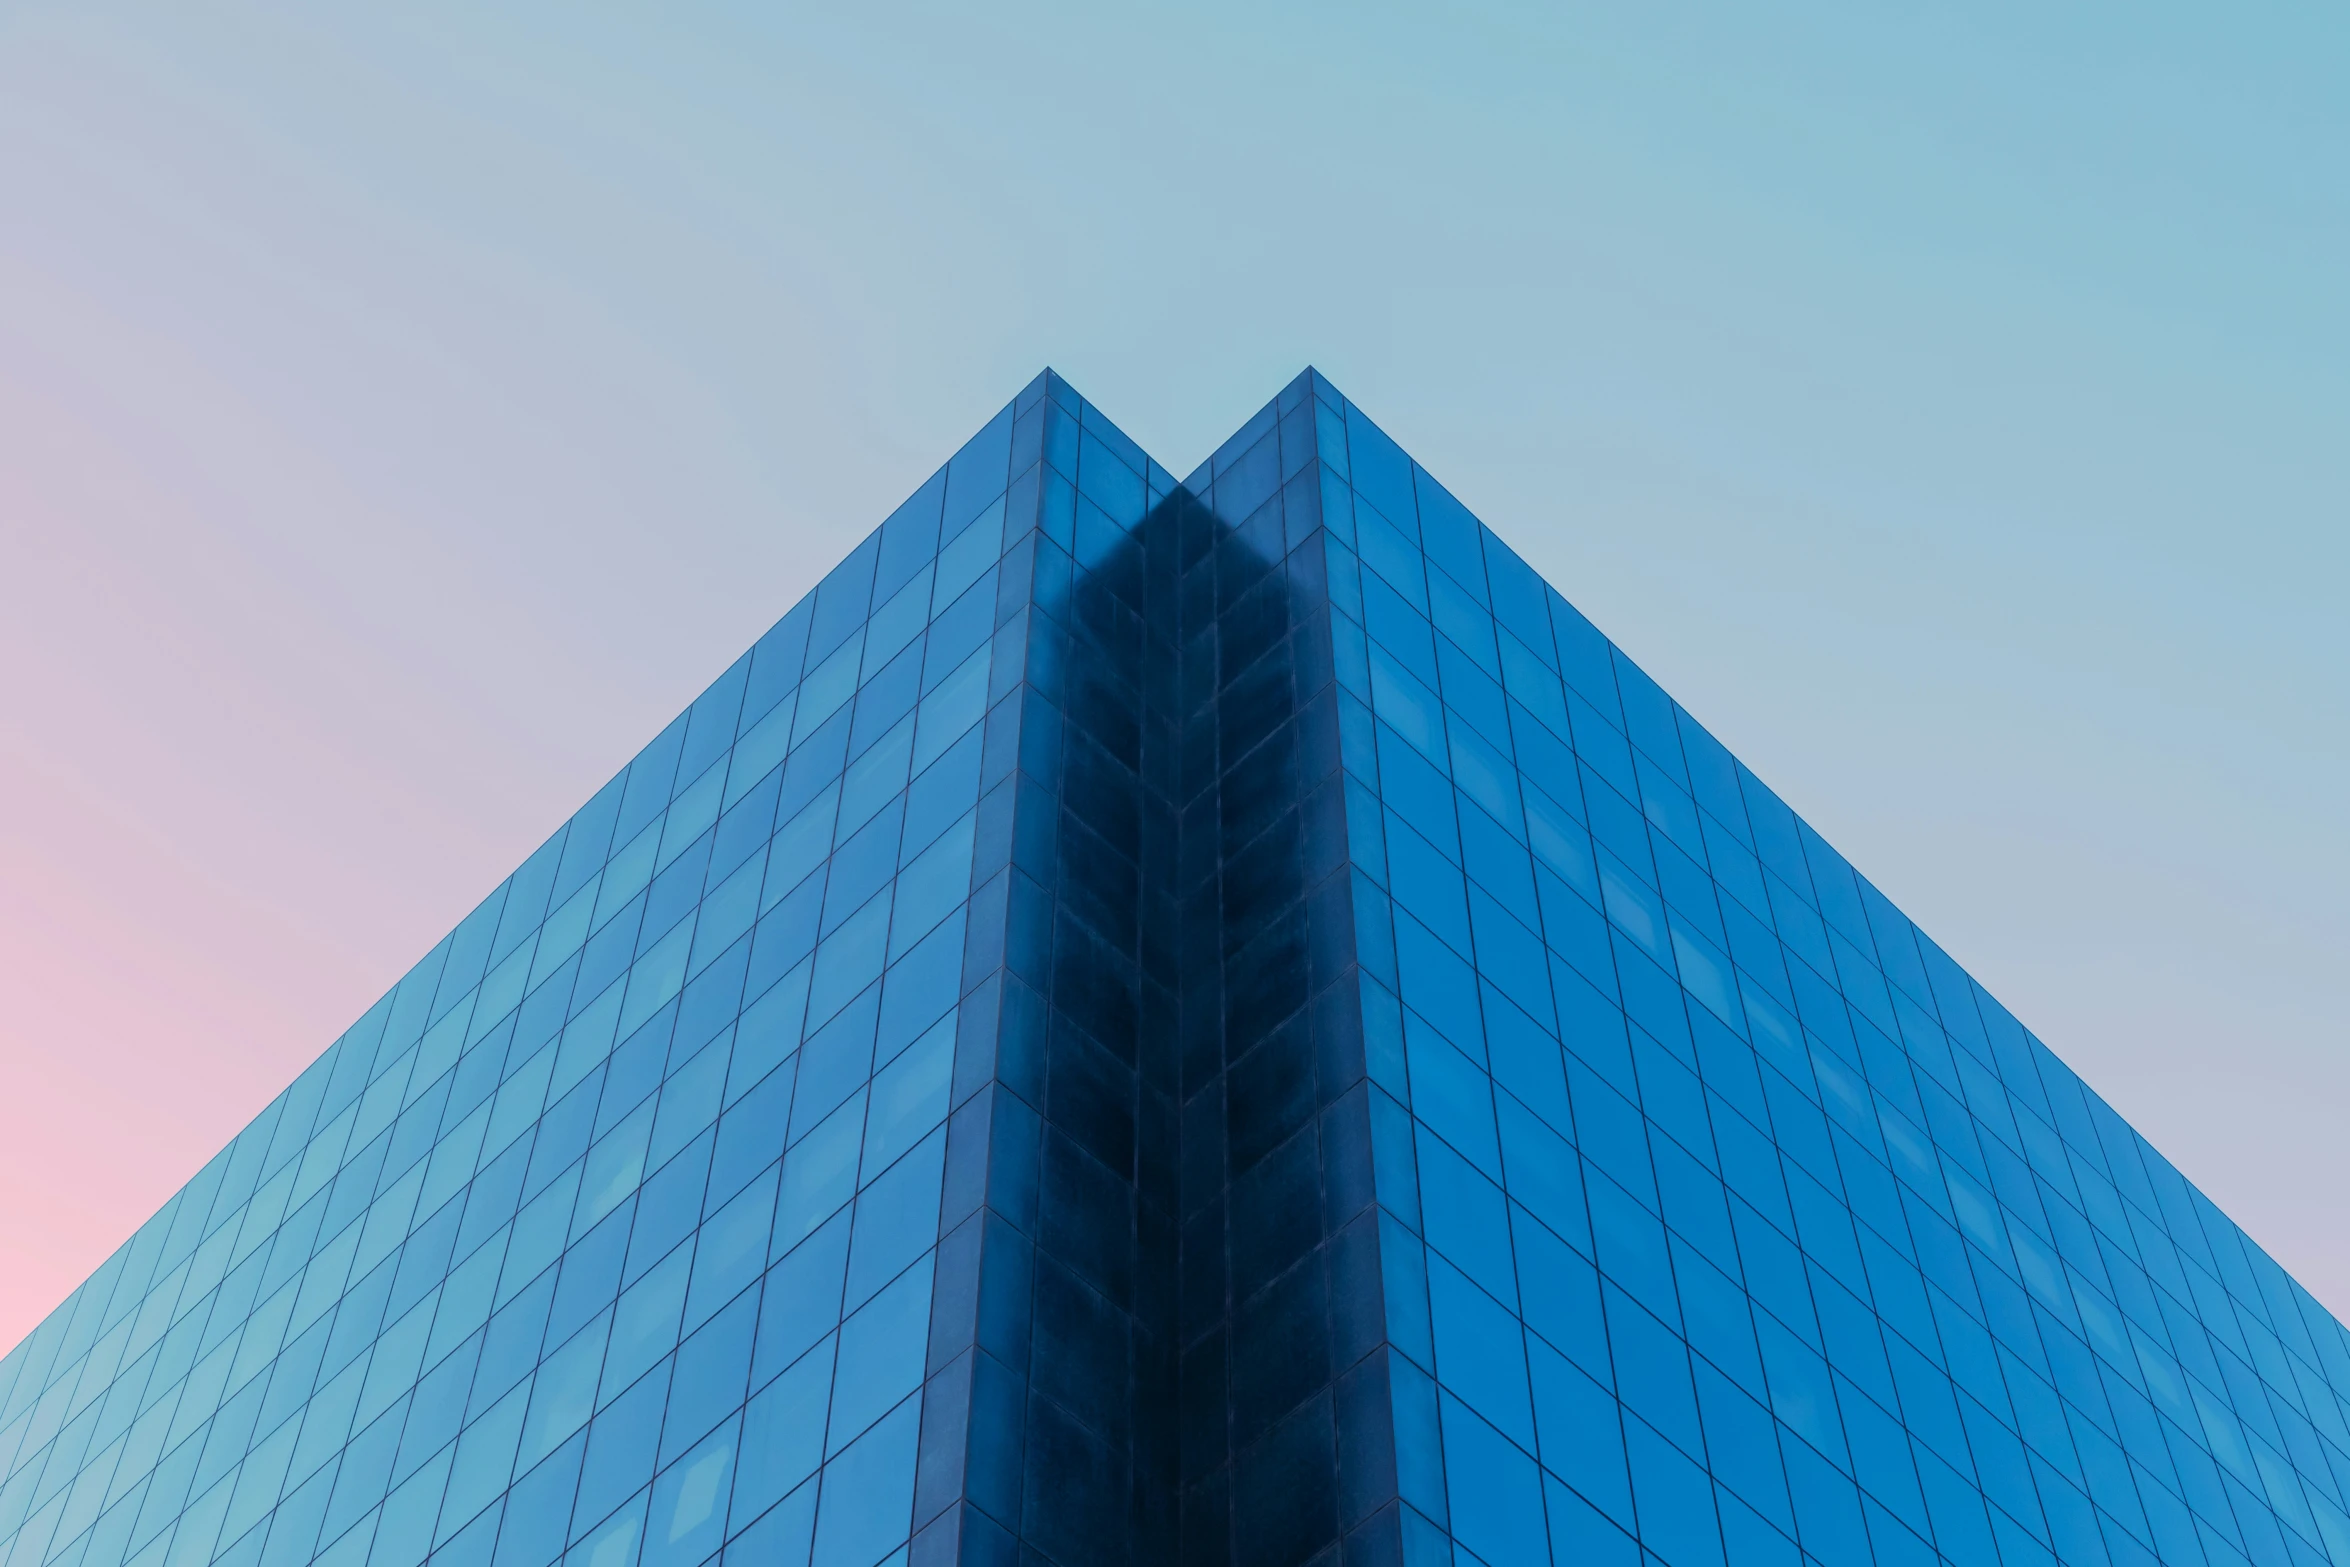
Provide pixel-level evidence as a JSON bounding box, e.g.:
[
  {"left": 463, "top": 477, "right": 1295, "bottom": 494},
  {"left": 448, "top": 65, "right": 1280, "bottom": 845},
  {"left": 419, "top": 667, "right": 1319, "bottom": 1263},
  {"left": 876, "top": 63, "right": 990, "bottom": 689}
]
[{"left": 7, "top": 370, "right": 2349, "bottom": 1567}]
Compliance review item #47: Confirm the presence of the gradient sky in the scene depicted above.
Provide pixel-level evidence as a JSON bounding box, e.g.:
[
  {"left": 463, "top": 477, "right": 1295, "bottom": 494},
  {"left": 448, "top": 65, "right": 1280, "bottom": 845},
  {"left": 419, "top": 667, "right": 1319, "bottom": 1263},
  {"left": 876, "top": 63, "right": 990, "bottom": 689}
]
[{"left": 1, "top": 0, "right": 2344, "bottom": 1356}]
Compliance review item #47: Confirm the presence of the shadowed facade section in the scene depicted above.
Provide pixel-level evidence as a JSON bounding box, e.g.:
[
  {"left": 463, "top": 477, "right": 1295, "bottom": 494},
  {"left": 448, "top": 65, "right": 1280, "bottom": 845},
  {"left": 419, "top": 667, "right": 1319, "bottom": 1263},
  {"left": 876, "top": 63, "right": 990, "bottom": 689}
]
[{"left": 924, "top": 372, "right": 1395, "bottom": 1567}]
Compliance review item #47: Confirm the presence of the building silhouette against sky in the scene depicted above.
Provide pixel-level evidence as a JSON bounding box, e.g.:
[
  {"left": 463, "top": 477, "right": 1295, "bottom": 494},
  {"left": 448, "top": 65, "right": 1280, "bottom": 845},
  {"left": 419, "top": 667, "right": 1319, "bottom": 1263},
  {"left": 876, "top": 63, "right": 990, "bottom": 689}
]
[{"left": 4, "top": 371, "right": 2345, "bottom": 1567}]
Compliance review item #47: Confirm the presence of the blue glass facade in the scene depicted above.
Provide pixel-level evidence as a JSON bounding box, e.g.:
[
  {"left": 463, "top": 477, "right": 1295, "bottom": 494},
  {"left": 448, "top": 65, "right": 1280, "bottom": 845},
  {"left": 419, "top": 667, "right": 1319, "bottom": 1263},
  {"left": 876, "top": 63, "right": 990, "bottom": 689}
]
[{"left": 6, "top": 370, "right": 2348, "bottom": 1567}]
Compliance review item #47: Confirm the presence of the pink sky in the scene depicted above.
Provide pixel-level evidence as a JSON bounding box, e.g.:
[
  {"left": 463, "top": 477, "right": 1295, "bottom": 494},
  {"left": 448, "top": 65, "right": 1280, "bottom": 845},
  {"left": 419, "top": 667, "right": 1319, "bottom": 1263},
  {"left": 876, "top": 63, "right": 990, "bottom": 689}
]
[
  {"left": 0, "top": 116, "right": 876, "bottom": 1351},
  {"left": 0, "top": 347, "right": 525, "bottom": 1351}
]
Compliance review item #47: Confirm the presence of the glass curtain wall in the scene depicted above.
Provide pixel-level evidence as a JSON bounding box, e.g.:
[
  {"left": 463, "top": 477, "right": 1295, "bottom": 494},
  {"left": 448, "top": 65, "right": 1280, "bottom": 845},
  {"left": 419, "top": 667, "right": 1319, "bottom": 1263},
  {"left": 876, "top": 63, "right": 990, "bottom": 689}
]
[
  {"left": 9, "top": 369, "right": 2350, "bottom": 1567},
  {"left": 1304, "top": 371, "right": 2350, "bottom": 1567}
]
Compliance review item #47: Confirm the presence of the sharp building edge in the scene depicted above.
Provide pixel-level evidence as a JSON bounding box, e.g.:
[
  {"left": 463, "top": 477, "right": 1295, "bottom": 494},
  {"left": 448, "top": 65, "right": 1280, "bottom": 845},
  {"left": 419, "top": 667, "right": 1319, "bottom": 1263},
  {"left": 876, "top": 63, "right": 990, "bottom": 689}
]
[{"left": 5, "top": 369, "right": 2345, "bottom": 1567}]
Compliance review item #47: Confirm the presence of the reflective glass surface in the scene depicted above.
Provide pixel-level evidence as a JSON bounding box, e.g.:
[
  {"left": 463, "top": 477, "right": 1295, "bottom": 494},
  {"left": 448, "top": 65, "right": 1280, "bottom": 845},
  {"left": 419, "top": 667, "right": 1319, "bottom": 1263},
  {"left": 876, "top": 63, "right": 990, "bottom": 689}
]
[
  {"left": 0, "top": 373, "right": 1070, "bottom": 1567},
  {"left": 7, "top": 370, "right": 2346, "bottom": 1567},
  {"left": 1289, "top": 372, "right": 2350, "bottom": 1567}
]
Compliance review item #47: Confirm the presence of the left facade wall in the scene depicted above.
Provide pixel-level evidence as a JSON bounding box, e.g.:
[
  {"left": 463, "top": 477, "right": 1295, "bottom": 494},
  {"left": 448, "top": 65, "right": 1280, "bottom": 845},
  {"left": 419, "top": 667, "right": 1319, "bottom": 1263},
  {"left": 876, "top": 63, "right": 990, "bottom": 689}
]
[{"left": 0, "top": 370, "right": 1177, "bottom": 1567}]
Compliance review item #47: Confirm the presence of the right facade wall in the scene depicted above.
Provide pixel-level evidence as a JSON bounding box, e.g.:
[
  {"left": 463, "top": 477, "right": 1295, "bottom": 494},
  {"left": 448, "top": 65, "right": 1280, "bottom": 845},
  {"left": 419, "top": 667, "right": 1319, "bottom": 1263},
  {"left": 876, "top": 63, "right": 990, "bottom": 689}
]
[{"left": 1183, "top": 370, "right": 2350, "bottom": 1567}]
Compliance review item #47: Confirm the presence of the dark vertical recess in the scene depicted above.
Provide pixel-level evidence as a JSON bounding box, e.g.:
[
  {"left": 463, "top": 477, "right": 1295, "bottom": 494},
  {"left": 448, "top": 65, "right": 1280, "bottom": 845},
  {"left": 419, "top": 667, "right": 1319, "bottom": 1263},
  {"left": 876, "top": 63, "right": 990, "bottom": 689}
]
[
  {"left": 1173, "top": 375, "right": 1390, "bottom": 1567},
  {"left": 917, "top": 372, "right": 1390, "bottom": 1567}
]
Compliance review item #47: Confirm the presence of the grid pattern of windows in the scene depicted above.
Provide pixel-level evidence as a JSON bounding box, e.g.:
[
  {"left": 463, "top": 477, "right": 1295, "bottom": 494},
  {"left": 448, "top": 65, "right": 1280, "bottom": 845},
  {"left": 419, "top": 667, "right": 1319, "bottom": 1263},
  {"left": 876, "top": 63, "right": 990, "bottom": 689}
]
[
  {"left": 1305, "top": 373, "right": 2350, "bottom": 1567},
  {"left": 1166, "top": 380, "right": 1375, "bottom": 1567},
  {"left": 0, "top": 376, "right": 1055, "bottom": 1567},
  {"left": 916, "top": 374, "right": 1190, "bottom": 1567},
  {"left": 7, "top": 367, "right": 2347, "bottom": 1567}
]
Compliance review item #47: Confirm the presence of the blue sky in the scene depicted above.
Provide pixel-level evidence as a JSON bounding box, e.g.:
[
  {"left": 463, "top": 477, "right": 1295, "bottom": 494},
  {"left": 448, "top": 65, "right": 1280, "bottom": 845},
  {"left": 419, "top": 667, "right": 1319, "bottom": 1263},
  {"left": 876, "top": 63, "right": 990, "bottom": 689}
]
[{"left": 0, "top": 0, "right": 2343, "bottom": 1340}]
